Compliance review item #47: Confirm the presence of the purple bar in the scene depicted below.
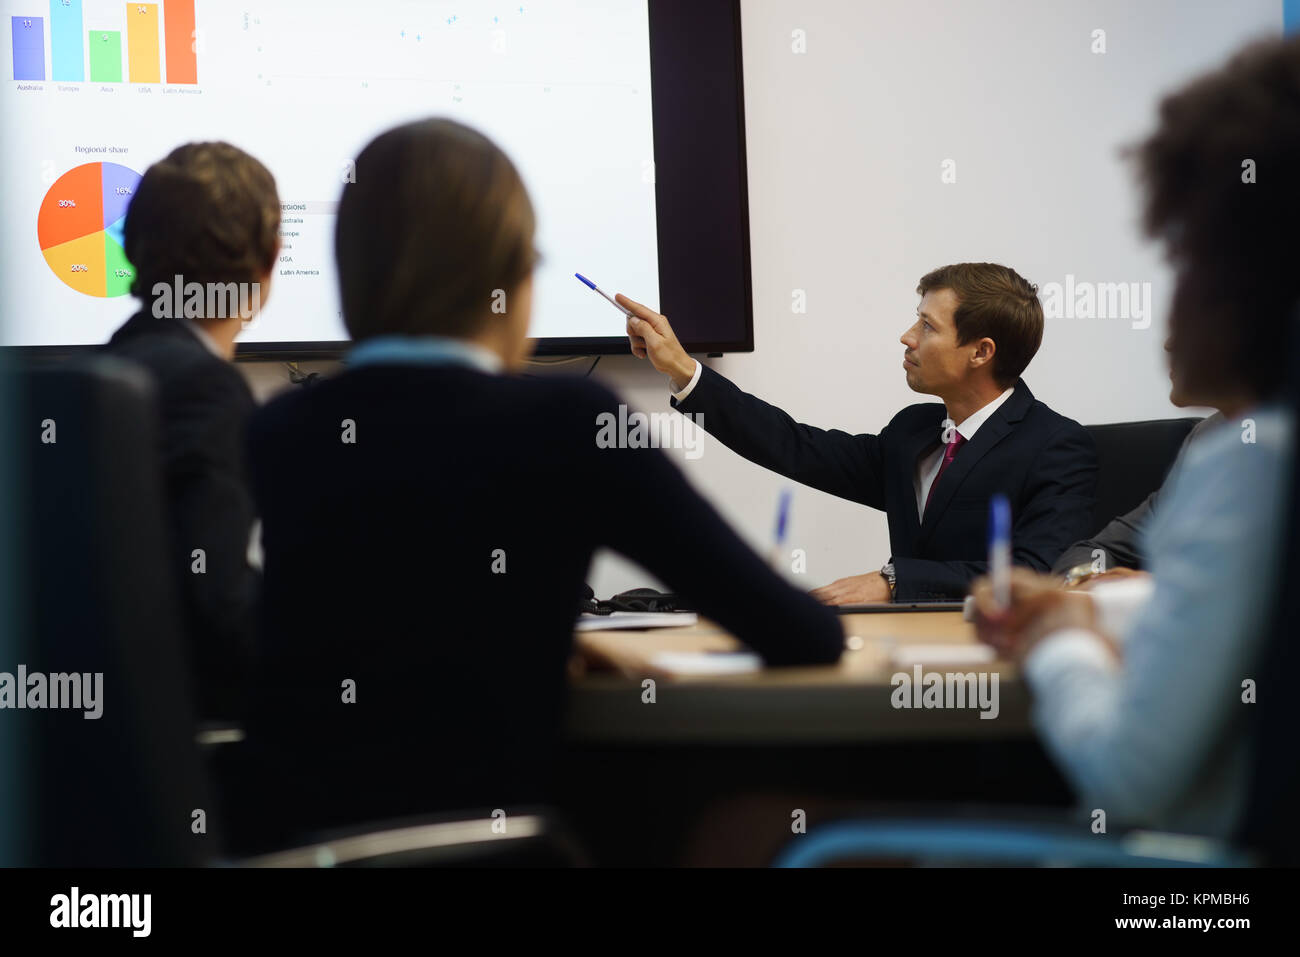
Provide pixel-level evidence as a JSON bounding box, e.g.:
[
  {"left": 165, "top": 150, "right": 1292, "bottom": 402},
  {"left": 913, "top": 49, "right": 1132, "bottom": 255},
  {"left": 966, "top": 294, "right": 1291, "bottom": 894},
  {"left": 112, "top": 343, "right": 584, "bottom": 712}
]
[{"left": 12, "top": 16, "right": 45, "bottom": 81}]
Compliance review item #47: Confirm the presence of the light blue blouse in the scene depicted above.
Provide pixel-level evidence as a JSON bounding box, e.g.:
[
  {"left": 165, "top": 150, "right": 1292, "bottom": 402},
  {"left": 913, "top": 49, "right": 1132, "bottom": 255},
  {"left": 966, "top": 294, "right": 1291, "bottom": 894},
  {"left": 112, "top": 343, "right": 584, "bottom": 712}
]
[{"left": 1025, "top": 405, "right": 1294, "bottom": 838}]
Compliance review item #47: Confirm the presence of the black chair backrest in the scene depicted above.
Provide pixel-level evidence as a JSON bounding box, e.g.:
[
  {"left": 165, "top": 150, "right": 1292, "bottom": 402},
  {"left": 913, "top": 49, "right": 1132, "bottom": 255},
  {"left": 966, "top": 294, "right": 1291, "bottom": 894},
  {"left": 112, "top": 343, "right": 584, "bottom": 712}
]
[
  {"left": 16, "top": 357, "right": 210, "bottom": 865},
  {"left": 0, "top": 361, "right": 20, "bottom": 865},
  {"left": 1083, "top": 417, "right": 1202, "bottom": 535},
  {"left": 1239, "top": 310, "right": 1300, "bottom": 865}
]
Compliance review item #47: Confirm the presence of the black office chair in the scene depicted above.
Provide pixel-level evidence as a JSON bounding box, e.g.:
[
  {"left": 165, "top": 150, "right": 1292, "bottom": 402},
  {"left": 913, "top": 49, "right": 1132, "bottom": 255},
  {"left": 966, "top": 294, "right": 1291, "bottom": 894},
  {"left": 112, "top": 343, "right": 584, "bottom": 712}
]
[
  {"left": 16, "top": 357, "right": 212, "bottom": 865},
  {"left": 1083, "top": 417, "right": 1201, "bottom": 534}
]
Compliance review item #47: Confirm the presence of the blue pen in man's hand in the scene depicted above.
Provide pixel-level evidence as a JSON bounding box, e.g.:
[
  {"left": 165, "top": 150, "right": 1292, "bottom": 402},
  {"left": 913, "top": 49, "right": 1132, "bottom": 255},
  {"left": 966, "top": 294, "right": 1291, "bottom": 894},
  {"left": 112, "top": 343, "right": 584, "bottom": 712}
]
[{"left": 575, "top": 273, "right": 633, "bottom": 316}]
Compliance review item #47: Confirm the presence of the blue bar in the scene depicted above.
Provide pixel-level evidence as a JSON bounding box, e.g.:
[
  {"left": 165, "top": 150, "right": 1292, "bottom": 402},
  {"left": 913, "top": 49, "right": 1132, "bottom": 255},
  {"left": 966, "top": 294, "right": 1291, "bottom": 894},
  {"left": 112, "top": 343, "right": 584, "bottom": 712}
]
[
  {"left": 50, "top": 0, "right": 84, "bottom": 82},
  {"left": 11, "top": 16, "right": 45, "bottom": 81}
]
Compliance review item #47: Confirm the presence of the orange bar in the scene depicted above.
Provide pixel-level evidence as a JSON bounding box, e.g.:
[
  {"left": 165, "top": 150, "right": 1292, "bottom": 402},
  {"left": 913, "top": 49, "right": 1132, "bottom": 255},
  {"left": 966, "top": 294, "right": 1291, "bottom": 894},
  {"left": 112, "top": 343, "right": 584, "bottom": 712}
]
[{"left": 164, "top": 0, "right": 196, "bottom": 84}]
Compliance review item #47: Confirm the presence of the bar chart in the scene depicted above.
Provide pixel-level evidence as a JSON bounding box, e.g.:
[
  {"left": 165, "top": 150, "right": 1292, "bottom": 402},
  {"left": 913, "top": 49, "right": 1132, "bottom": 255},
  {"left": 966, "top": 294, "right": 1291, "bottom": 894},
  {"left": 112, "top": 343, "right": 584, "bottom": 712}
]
[{"left": 10, "top": 1, "right": 197, "bottom": 83}]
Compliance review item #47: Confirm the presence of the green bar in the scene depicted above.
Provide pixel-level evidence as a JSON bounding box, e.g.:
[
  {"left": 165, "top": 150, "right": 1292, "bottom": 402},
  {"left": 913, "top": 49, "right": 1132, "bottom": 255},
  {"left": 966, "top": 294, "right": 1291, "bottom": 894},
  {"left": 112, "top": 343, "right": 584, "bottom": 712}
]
[{"left": 88, "top": 30, "right": 122, "bottom": 82}]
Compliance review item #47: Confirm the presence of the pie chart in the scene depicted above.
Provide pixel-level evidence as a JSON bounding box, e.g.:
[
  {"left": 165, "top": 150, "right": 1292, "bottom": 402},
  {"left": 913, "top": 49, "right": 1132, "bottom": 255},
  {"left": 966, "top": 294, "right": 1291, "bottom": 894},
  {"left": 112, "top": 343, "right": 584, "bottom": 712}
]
[{"left": 38, "top": 162, "right": 142, "bottom": 298}]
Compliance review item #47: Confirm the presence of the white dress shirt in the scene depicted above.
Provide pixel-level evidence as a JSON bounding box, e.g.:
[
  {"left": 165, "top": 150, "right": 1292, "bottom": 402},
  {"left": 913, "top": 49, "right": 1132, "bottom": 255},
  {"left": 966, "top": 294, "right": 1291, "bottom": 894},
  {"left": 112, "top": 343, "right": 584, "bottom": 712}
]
[
  {"left": 670, "top": 358, "right": 704, "bottom": 403},
  {"left": 914, "top": 385, "right": 1015, "bottom": 520}
]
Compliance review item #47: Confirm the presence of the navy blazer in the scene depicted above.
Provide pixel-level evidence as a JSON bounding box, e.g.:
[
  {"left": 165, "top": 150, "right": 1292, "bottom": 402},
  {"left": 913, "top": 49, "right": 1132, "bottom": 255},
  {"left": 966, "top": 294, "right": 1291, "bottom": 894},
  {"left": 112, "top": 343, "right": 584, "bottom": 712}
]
[
  {"left": 241, "top": 364, "right": 843, "bottom": 841},
  {"left": 672, "top": 365, "right": 1098, "bottom": 599},
  {"left": 102, "top": 312, "right": 259, "bottom": 719}
]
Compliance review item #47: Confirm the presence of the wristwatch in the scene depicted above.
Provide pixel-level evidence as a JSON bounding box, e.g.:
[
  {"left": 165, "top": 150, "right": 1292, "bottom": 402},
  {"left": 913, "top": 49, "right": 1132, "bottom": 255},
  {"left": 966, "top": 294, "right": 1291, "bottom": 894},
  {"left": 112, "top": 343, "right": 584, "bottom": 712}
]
[
  {"left": 880, "top": 561, "right": 897, "bottom": 599},
  {"left": 1062, "top": 562, "right": 1099, "bottom": 588}
]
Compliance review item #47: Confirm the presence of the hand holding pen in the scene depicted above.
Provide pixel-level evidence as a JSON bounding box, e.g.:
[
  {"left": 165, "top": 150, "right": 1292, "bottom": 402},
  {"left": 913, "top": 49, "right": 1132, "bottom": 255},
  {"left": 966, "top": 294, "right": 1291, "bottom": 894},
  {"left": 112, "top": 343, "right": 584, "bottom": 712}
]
[{"left": 575, "top": 274, "right": 697, "bottom": 390}]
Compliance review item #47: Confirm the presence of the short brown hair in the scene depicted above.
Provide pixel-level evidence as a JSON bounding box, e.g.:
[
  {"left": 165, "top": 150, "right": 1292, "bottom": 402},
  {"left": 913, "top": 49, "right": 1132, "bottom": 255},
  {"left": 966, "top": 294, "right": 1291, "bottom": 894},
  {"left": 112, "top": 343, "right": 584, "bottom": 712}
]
[
  {"left": 916, "top": 263, "right": 1043, "bottom": 387},
  {"left": 336, "top": 119, "right": 537, "bottom": 341},
  {"left": 125, "top": 142, "right": 280, "bottom": 297},
  {"left": 1131, "top": 35, "right": 1300, "bottom": 400}
]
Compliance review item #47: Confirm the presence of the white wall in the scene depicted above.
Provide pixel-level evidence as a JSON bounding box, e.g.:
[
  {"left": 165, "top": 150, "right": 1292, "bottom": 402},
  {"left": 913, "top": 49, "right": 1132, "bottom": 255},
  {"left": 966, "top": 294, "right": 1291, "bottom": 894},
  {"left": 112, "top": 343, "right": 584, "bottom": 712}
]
[{"left": 241, "top": 0, "right": 1284, "bottom": 598}]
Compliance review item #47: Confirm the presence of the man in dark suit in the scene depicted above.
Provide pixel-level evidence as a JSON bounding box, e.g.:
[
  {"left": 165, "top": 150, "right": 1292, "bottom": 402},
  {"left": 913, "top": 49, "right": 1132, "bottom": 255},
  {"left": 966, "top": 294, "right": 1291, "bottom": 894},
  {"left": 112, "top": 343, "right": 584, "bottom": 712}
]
[
  {"left": 102, "top": 142, "right": 281, "bottom": 720},
  {"left": 619, "top": 262, "right": 1098, "bottom": 602}
]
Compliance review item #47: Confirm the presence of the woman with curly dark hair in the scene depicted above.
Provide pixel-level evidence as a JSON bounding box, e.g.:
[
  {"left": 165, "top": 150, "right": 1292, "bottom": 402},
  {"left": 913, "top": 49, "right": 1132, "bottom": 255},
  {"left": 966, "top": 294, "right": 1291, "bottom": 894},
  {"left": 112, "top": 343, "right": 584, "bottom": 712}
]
[{"left": 971, "top": 35, "right": 1299, "bottom": 843}]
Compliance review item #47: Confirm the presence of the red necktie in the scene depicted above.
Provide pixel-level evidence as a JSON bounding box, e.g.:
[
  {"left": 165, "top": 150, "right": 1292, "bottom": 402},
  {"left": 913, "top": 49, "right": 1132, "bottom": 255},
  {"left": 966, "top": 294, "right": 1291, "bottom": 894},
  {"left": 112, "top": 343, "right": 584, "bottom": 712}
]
[{"left": 924, "top": 433, "right": 967, "bottom": 513}]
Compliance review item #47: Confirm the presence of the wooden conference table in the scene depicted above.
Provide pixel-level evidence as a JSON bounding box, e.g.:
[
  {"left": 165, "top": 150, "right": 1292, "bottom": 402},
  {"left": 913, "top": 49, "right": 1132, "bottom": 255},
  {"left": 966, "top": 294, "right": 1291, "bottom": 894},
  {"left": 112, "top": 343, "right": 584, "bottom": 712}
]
[{"left": 566, "top": 610, "right": 1033, "bottom": 745}]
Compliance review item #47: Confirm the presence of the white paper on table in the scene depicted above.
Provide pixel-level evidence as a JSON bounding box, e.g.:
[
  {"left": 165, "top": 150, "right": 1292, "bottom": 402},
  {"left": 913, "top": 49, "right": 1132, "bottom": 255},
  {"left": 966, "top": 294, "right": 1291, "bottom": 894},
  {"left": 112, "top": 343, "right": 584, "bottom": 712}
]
[
  {"left": 647, "top": 651, "right": 762, "bottom": 676},
  {"left": 890, "top": 643, "right": 997, "bottom": 666},
  {"left": 575, "top": 612, "right": 699, "bottom": 632}
]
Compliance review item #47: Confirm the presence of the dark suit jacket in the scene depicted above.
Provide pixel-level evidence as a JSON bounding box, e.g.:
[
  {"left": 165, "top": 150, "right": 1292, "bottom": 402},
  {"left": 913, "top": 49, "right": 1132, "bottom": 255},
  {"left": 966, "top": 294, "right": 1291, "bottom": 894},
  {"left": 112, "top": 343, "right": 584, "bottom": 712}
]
[
  {"left": 672, "top": 365, "right": 1098, "bottom": 599},
  {"left": 243, "top": 364, "right": 842, "bottom": 842},
  {"left": 1051, "top": 412, "right": 1221, "bottom": 575},
  {"left": 102, "top": 312, "right": 259, "bottom": 720}
]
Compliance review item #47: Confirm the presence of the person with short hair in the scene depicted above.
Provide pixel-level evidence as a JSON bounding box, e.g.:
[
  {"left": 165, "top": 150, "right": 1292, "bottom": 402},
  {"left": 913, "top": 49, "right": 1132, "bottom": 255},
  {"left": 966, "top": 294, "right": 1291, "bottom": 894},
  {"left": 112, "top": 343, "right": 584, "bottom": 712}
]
[
  {"left": 103, "top": 141, "right": 280, "bottom": 721},
  {"left": 622, "top": 261, "right": 1098, "bottom": 602}
]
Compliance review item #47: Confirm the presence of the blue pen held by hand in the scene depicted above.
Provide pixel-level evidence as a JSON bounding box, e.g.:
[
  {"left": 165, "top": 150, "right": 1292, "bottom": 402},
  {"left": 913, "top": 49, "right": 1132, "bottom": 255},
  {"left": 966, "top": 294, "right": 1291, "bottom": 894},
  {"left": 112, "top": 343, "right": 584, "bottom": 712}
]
[
  {"left": 988, "top": 494, "right": 1012, "bottom": 613},
  {"left": 768, "top": 487, "right": 793, "bottom": 569},
  {"left": 575, "top": 273, "right": 634, "bottom": 317}
]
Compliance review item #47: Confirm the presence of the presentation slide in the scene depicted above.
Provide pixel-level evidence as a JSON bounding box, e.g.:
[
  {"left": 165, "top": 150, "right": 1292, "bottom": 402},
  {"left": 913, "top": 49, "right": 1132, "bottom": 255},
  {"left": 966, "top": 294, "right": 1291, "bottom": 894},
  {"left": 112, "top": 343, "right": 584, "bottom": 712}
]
[{"left": 0, "top": 0, "right": 659, "bottom": 348}]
